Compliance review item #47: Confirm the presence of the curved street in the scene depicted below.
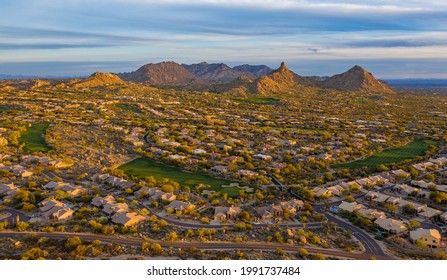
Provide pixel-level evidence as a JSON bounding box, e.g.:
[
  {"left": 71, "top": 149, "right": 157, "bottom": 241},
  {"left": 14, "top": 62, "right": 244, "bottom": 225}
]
[
  {"left": 278, "top": 178, "right": 390, "bottom": 258},
  {"left": 0, "top": 231, "right": 392, "bottom": 260}
]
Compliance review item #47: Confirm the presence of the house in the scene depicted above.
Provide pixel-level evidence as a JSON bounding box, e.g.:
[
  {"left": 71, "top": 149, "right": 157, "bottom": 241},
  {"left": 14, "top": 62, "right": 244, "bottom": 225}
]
[
  {"left": 411, "top": 180, "right": 435, "bottom": 190},
  {"left": 256, "top": 204, "right": 283, "bottom": 220},
  {"left": 118, "top": 181, "right": 134, "bottom": 190},
  {"left": 394, "top": 184, "right": 417, "bottom": 195},
  {"left": 238, "top": 170, "right": 258, "bottom": 177},
  {"left": 166, "top": 200, "right": 195, "bottom": 212},
  {"left": 151, "top": 191, "right": 176, "bottom": 202},
  {"left": 39, "top": 198, "right": 64, "bottom": 213},
  {"left": 90, "top": 173, "right": 111, "bottom": 182},
  {"left": 136, "top": 186, "right": 151, "bottom": 198},
  {"left": 213, "top": 206, "right": 242, "bottom": 221},
  {"left": 413, "top": 162, "right": 437, "bottom": 172},
  {"left": 50, "top": 208, "right": 74, "bottom": 221},
  {"left": 43, "top": 181, "right": 70, "bottom": 190},
  {"left": 418, "top": 206, "right": 442, "bottom": 220},
  {"left": 192, "top": 149, "right": 207, "bottom": 155},
  {"left": 357, "top": 208, "right": 386, "bottom": 220},
  {"left": 374, "top": 217, "right": 407, "bottom": 234},
  {"left": 210, "top": 165, "right": 228, "bottom": 174},
  {"left": 391, "top": 169, "right": 410, "bottom": 179},
  {"left": 7, "top": 165, "right": 33, "bottom": 178},
  {"left": 42, "top": 181, "right": 87, "bottom": 197},
  {"left": 160, "top": 192, "right": 177, "bottom": 202},
  {"left": 39, "top": 198, "right": 73, "bottom": 221},
  {"left": 313, "top": 187, "right": 332, "bottom": 198},
  {"left": 253, "top": 154, "right": 272, "bottom": 161},
  {"left": 279, "top": 199, "right": 304, "bottom": 214},
  {"left": 59, "top": 185, "right": 87, "bottom": 197},
  {"left": 430, "top": 157, "right": 447, "bottom": 166},
  {"left": 338, "top": 201, "right": 364, "bottom": 213},
  {"left": 91, "top": 195, "right": 116, "bottom": 207},
  {"left": 368, "top": 175, "right": 388, "bottom": 185},
  {"left": 112, "top": 212, "right": 146, "bottom": 227},
  {"left": 0, "top": 183, "right": 17, "bottom": 195},
  {"left": 356, "top": 178, "right": 373, "bottom": 187},
  {"left": 365, "top": 191, "right": 390, "bottom": 204},
  {"left": 409, "top": 228, "right": 442, "bottom": 247},
  {"left": 103, "top": 203, "right": 129, "bottom": 215},
  {"left": 327, "top": 185, "right": 344, "bottom": 196}
]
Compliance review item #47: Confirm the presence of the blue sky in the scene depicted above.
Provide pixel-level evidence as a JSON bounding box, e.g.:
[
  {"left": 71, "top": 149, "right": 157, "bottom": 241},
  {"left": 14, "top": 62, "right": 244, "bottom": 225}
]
[{"left": 0, "top": 0, "right": 447, "bottom": 78}]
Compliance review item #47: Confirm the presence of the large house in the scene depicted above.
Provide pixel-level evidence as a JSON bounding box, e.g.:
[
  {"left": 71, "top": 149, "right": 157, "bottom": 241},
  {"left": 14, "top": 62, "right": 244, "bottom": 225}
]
[
  {"left": 214, "top": 206, "right": 242, "bottom": 222},
  {"left": 338, "top": 201, "right": 364, "bottom": 213},
  {"left": 43, "top": 181, "right": 87, "bottom": 197},
  {"left": 409, "top": 228, "right": 442, "bottom": 248},
  {"left": 0, "top": 183, "right": 17, "bottom": 196},
  {"left": 90, "top": 173, "right": 134, "bottom": 189},
  {"left": 39, "top": 198, "right": 74, "bottom": 221},
  {"left": 374, "top": 217, "right": 407, "bottom": 234},
  {"left": 112, "top": 212, "right": 146, "bottom": 227},
  {"left": 256, "top": 204, "right": 283, "bottom": 220},
  {"left": 166, "top": 200, "right": 195, "bottom": 212},
  {"left": 279, "top": 199, "right": 304, "bottom": 214},
  {"left": 91, "top": 195, "right": 129, "bottom": 215}
]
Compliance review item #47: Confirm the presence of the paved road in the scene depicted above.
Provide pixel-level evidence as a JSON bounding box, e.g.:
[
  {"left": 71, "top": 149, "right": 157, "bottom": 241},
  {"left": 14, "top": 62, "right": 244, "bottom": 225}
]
[
  {"left": 138, "top": 202, "right": 323, "bottom": 230},
  {"left": 313, "top": 204, "right": 389, "bottom": 258},
  {"left": 270, "top": 175, "right": 391, "bottom": 259},
  {"left": 1, "top": 208, "right": 31, "bottom": 224},
  {"left": 0, "top": 231, "right": 392, "bottom": 260}
]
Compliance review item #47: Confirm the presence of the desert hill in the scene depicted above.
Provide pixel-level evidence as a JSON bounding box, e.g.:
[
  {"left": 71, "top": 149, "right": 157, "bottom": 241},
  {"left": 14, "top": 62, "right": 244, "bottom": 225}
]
[
  {"left": 322, "top": 65, "right": 394, "bottom": 93},
  {"left": 73, "top": 72, "right": 125, "bottom": 88},
  {"left": 120, "top": 61, "right": 202, "bottom": 86},
  {"left": 182, "top": 62, "right": 273, "bottom": 83}
]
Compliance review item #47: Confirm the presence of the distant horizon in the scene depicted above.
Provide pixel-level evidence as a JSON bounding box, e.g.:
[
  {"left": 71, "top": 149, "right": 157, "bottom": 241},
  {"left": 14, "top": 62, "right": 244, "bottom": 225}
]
[
  {"left": 1, "top": 1, "right": 447, "bottom": 79},
  {"left": 2, "top": 60, "right": 447, "bottom": 81}
]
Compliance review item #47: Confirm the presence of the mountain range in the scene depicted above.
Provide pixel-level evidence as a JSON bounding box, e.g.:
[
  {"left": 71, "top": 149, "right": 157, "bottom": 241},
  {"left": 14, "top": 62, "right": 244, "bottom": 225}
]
[
  {"left": 0, "top": 61, "right": 394, "bottom": 94},
  {"left": 116, "top": 61, "right": 393, "bottom": 94}
]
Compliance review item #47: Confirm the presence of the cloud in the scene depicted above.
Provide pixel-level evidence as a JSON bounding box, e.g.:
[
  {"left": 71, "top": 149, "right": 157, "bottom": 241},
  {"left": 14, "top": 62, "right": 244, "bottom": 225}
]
[{"left": 119, "top": 0, "right": 434, "bottom": 13}]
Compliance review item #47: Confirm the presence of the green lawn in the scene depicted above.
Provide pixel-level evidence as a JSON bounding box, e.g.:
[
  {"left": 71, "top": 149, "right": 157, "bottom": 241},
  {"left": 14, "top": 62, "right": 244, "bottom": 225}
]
[
  {"left": 19, "top": 123, "right": 52, "bottom": 153},
  {"left": 232, "top": 97, "right": 280, "bottom": 105},
  {"left": 119, "top": 158, "right": 245, "bottom": 197},
  {"left": 0, "top": 105, "right": 10, "bottom": 111},
  {"left": 115, "top": 103, "right": 142, "bottom": 113},
  {"left": 332, "top": 139, "right": 440, "bottom": 169}
]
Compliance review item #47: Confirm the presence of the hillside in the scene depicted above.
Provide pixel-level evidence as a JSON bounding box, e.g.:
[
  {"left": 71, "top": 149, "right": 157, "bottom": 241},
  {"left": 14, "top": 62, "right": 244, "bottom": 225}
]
[
  {"left": 322, "top": 65, "right": 394, "bottom": 93},
  {"left": 182, "top": 62, "right": 241, "bottom": 83},
  {"left": 73, "top": 72, "right": 125, "bottom": 88},
  {"left": 120, "top": 61, "right": 202, "bottom": 85},
  {"left": 214, "top": 62, "right": 303, "bottom": 94},
  {"left": 254, "top": 62, "right": 303, "bottom": 94},
  {"left": 182, "top": 62, "right": 274, "bottom": 83},
  {"left": 232, "top": 64, "right": 273, "bottom": 78}
]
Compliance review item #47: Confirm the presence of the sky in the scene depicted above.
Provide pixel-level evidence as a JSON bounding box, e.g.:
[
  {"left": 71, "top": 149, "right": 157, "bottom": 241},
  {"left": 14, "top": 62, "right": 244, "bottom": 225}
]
[{"left": 0, "top": 0, "right": 447, "bottom": 78}]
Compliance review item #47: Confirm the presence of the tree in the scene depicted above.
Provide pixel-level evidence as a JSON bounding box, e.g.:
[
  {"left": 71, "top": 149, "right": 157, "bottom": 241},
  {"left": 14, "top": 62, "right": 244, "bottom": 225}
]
[
  {"left": 65, "top": 236, "right": 83, "bottom": 251},
  {"left": 423, "top": 174, "right": 435, "bottom": 181},
  {"left": 408, "top": 219, "right": 421, "bottom": 229},
  {"left": 384, "top": 203, "right": 398, "bottom": 214},
  {"left": 165, "top": 231, "right": 178, "bottom": 241},
  {"left": 237, "top": 211, "right": 251, "bottom": 222},
  {"left": 313, "top": 253, "right": 325, "bottom": 260},
  {"left": 150, "top": 243, "right": 164, "bottom": 255},
  {"left": 161, "top": 184, "right": 174, "bottom": 193},
  {"left": 402, "top": 204, "right": 417, "bottom": 216},
  {"left": 21, "top": 248, "right": 48, "bottom": 260},
  {"left": 376, "top": 164, "right": 389, "bottom": 172},
  {"left": 142, "top": 242, "right": 151, "bottom": 254},
  {"left": 16, "top": 221, "right": 29, "bottom": 232},
  {"left": 298, "top": 248, "right": 308, "bottom": 258}
]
